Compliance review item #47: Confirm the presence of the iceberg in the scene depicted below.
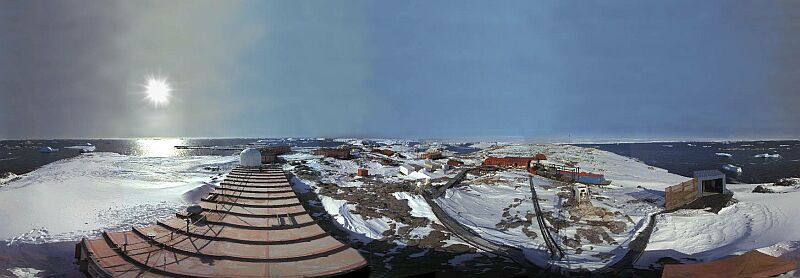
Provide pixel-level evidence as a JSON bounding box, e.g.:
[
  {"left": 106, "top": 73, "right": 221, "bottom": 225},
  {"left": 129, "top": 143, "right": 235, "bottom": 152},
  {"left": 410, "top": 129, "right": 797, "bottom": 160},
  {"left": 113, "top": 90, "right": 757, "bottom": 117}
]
[
  {"left": 64, "top": 145, "right": 96, "bottom": 153},
  {"left": 37, "top": 147, "right": 58, "bottom": 153},
  {"left": 754, "top": 153, "right": 781, "bottom": 159},
  {"left": 722, "top": 164, "right": 742, "bottom": 174}
]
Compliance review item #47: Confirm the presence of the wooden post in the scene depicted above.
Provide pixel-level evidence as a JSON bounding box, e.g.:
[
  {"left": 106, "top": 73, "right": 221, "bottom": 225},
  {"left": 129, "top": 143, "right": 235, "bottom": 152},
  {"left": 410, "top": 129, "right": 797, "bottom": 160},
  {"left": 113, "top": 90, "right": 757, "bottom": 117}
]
[{"left": 123, "top": 233, "right": 128, "bottom": 252}]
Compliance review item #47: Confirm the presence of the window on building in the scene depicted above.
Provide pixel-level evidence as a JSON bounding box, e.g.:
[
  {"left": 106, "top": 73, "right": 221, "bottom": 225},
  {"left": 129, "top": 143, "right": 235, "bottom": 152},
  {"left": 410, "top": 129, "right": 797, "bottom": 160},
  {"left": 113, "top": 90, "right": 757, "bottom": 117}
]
[{"left": 702, "top": 179, "right": 724, "bottom": 194}]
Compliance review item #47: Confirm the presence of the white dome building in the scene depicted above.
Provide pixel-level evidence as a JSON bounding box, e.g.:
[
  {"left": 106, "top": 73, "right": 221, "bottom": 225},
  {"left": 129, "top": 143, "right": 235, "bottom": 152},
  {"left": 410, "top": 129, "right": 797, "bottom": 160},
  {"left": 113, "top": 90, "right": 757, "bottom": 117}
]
[{"left": 240, "top": 148, "right": 262, "bottom": 167}]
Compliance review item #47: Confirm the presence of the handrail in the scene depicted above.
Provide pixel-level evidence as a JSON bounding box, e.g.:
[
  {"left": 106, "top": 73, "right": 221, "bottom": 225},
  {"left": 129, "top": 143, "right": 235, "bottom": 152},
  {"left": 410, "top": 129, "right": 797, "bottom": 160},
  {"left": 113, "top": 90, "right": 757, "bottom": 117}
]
[
  {"left": 529, "top": 176, "right": 565, "bottom": 260},
  {"left": 116, "top": 166, "right": 261, "bottom": 272}
]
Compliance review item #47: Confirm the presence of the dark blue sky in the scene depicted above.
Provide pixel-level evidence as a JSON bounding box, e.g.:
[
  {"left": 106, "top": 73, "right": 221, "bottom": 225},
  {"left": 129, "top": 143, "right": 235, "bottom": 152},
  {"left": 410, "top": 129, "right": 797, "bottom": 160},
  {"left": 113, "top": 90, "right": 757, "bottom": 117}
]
[{"left": 1, "top": 1, "right": 799, "bottom": 140}]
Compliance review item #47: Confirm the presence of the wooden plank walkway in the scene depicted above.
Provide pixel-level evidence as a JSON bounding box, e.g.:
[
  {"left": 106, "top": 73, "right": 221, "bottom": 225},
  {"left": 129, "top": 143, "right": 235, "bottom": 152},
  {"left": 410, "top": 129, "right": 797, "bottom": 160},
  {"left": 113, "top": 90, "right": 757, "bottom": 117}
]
[{"left": 75, "top": 165, "right": 368, "bottom": 277}]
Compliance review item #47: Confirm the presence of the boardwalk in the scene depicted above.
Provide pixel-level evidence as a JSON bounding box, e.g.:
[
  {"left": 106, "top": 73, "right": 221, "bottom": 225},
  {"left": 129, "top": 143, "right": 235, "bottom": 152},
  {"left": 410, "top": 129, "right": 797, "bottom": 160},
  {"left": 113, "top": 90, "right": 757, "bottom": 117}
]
[{"left": 75, "top": 166, "right": 368, "bottom": 277}]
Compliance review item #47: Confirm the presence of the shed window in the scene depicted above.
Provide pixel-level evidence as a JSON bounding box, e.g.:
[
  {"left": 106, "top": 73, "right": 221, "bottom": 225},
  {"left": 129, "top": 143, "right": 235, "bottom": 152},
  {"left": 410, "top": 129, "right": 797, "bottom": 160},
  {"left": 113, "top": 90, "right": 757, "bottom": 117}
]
[{"left": 702, "top": 178, "right": 724, "bottom": 194}]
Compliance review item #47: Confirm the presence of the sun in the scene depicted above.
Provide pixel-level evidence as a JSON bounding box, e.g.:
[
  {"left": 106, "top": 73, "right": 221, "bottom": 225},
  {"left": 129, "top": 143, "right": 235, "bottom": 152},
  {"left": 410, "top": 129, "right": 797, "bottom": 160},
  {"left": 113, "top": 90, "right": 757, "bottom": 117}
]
[{"left": 142, "top": 75, "right": 172, "bottom": 107}]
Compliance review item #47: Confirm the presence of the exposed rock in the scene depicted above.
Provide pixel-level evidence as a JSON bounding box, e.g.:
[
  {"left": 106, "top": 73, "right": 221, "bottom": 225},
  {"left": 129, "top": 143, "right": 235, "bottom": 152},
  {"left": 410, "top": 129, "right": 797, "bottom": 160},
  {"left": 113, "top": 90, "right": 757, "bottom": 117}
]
[
  {"left": 586, "top": 220, "right": 627, "bottom": 234},
  {"left": 563, "top": 237, "right": 581, "bottom": 249},
  {"left": 576, "top": 226, "right": 616, "bottom": 245},
  {"left": 607, "top": 221, "right": 627, "bottom": 234},
  {"left": 774, "top": 178, "right": 800, "bottom": 187},
  {"left": 418, "top": 230, "right": 448, "bottom": 249},
  {"left": 752, "top": 185, "right": 775, "bottom": 193},
  {"left": 592, "top": 252, "right": 613, "bottom": 260},
  {"left": 522, "top": 227, "right": 538, "bottom": 240},
  {"left": 576, "top": 228, "right": 602, "bottom": 244},
  {"left": 443, "top": 244, "right": 474, "bottom": 253}
]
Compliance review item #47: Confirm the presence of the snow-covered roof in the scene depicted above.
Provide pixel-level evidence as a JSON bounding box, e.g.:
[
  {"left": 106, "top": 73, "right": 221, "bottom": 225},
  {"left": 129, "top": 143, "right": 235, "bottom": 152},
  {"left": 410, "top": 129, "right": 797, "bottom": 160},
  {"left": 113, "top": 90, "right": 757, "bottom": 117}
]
[
  {"left": 694, "top": 170, "right": 724, "bottom": 179},
  {"left": 400, "top": 164, "right": 419, "bottom": 170}
]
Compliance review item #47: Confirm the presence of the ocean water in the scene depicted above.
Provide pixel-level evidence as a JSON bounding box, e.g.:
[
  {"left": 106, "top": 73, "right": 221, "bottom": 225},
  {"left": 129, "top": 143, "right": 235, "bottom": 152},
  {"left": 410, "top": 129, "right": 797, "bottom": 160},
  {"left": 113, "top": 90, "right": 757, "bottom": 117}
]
[
  {"left": 0, "top": 138, "right": 347, "bottom": 176},
  {"left": 577, "top": 140, "right": 800, "bottom": 184}
]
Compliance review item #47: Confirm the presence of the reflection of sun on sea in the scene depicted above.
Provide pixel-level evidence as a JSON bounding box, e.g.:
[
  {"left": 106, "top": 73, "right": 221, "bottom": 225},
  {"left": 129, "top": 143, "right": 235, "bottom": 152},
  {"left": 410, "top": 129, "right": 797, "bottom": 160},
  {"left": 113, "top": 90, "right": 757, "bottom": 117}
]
[{"left": 135, "top": 138, "right": 184, "bottom": 157}]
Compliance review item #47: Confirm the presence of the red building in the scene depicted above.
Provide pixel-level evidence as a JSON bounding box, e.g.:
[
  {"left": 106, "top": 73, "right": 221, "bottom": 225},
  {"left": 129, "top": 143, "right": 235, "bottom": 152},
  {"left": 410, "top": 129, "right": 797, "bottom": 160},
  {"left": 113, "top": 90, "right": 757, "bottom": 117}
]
[
  {"left": 372, "top": 148, "right": 396, "bottom": 157},
  {"left": 357, "top": 168, "right": 369, "bottom": 177},
  {"left": 420, "top": 151, "right": 444, "bottom": 160},
  {"left": 314, "top": 148, "right": 352, "bottom": 159},
  {"left": 258, "top": 145, "right": 291, "bottom": 164},
  {"left": 483, "top": 157, "right": 534, "bottom": 169}
]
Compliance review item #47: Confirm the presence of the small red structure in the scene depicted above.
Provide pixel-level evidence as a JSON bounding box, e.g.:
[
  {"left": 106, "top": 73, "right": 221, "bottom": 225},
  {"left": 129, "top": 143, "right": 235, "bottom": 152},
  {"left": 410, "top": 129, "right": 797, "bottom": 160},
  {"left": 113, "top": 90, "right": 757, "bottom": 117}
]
[
  {"left": 420, "top": 150, "right": 444, "bottom": 160},
  {"left": 447, "top": 159, "right": 465, "bottom": 167},
  {"left": 534, "top": 153, "right": 547, "bottom": 161},
  {"left": 483, "top": 157, "right": 534, "bottom": 169},
  {"left": 258, "top": 145, "right": 291, "bottom": 164},
  {"left": 357, "top": 168, "right": 369, "bottom": 177}
]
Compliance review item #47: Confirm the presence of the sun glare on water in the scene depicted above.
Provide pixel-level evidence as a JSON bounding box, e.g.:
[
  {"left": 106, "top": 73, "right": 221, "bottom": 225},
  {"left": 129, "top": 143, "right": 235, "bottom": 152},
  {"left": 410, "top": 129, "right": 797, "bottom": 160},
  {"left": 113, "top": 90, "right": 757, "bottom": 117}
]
[{"left": 142, "top": 75, "right": 172, "bottom": 107}]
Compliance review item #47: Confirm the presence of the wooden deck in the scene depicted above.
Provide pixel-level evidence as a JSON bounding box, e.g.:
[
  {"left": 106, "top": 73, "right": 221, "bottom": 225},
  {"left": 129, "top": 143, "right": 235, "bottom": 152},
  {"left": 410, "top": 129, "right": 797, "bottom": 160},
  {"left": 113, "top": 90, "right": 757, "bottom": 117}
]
[{"left": 75, "top": 165, "right": 368, "bottom": 277}]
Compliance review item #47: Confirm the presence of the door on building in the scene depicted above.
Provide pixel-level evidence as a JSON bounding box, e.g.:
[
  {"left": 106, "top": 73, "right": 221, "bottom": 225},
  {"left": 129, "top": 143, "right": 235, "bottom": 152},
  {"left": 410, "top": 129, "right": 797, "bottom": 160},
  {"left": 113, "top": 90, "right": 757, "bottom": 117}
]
[{"left": 702, "top": 178, "right": 724, "bottom": 194}]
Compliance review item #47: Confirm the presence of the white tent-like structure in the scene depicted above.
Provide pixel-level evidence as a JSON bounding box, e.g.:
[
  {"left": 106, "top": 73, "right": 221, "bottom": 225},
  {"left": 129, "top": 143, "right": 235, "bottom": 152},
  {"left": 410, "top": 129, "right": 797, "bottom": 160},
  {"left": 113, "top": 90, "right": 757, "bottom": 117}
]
[{"left": 240, "top": 148, "right": 262, "bottom": 167}]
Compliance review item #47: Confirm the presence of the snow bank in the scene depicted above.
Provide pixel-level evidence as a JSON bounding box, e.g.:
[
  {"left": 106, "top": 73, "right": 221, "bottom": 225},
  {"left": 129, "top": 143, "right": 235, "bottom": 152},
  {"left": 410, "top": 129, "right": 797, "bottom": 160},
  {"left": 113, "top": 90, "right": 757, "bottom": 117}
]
[
  {"left": 639, "top": 189, "right": 800, "bottom": 267},
  {"left": 715, "top": 153, "right": 732, "bottom": 157},
  {"left": 758, "top": 241, "right": 800, "bottom": 258},
  {"left": 8, "top": 267, "right": 43, "bottom": 277},
  {"left": 319, "top": 195, "right": 390, "bottom": 241},
  {"left": 392, "top": 192, "right": 440, "bottom": 224},
  {"left": 0, "top": 152, "right": 236, "bottom": 244}
]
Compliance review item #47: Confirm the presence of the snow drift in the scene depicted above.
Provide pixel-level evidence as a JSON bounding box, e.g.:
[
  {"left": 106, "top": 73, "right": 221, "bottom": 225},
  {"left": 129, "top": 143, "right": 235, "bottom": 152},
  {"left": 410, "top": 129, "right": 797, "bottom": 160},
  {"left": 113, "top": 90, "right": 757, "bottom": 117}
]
[{"left": 0, "top": 152, "right": 237, "bottom": 244}]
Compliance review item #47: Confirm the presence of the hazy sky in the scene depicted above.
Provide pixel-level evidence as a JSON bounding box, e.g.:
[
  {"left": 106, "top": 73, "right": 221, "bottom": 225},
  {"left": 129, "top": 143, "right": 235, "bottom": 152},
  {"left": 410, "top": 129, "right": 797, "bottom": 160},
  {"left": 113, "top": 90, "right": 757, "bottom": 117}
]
[{"left": 1, "top": 1, "right": 799, "bottom": 140}]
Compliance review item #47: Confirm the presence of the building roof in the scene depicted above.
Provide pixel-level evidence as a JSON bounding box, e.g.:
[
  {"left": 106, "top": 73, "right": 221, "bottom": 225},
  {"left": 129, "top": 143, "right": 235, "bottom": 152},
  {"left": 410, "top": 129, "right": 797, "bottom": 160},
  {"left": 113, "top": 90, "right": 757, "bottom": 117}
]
[
  {"left": 400, "top": 164, "right": 420, "bottom": 170},
  {"left": 694, "top": 170, "right": 725, "bottom": 179},
  {"left": 662, "top": 250, "right": 797, "bottom": 278}
]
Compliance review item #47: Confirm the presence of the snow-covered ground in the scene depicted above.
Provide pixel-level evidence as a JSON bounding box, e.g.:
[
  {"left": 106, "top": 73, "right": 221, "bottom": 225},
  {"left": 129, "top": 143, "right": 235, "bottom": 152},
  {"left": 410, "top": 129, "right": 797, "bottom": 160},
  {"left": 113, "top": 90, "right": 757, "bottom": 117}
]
[
  {"left": 435, "top": 143, "right": 692, "bottom": 270},
  {"left": 283, "top": 142, "right": 705, "bottom": 271},
  {"left": 638, "top": 182, "right": 800, "bottom": 268},
  {"left": 0, "top": 152, "right": 237, "bottom": 245},
  {"left": 4, "top": 139, "right": 798, "bottom": 275},
  {"left": 281, "top": 146, "right": 481, "bottom": 269}
]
